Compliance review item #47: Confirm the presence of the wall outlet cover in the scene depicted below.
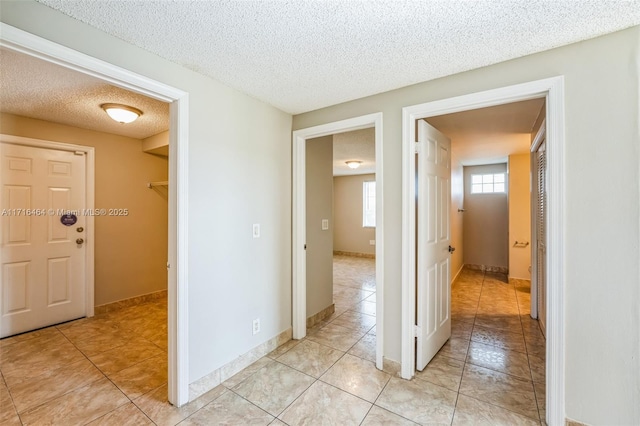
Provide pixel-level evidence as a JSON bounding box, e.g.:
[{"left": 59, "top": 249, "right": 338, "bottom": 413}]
[
  {"left": 252, "top": 318, "right": 260, "bottom": 335},
  {"left": 321, "top": 219, "right": 329, "bottom": 230}
]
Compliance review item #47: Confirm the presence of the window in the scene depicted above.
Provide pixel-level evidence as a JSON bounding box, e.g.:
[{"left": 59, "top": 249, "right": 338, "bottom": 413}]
[
  {"left": 471, "top": 173, "right": 506, "bottom": 194},
  {"left": 363, "top": 181, "right": 376, "bottom": 227}
]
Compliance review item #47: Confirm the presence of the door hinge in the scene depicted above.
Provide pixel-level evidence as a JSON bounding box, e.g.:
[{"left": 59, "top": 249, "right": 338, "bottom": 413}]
[
  {"left": 304, "top": 244, "right": 307, "bottom": 250},
  {"left": 414, "top": 142, "right": 421, "bottom": 154},
  {"left": 74, "top": 151, "right": 85, "bottom": 156},
  {"left": 414, "top": 325, "right": 421, "bottom": 337}
]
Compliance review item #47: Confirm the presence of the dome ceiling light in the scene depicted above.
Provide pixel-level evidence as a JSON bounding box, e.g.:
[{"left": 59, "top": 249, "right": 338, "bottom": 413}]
[{"left": 101, "top": 103, "right": 143, "bottom": 124}]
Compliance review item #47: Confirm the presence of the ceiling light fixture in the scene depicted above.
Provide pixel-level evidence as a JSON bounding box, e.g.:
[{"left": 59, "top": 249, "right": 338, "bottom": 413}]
[
  {"left": 101, "top": 103, "right": 143, "bottom": 124},
  {"left": 345, "top": 161, "right": 362, "bottom": 169}
]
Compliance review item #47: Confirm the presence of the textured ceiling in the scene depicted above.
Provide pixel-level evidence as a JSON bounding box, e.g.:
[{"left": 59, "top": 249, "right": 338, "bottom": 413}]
[
  {"left": 34, "top": 0, "right": 640, "bottom": 114},
  {"left": 333, "top": 128, "right": 375, "bottom": 176},
  {"left": 427, "top": 98, "right": 545, "bottom": 165},
  {"left": 0, "top": 48, "right": 169, "bottom": 139}
]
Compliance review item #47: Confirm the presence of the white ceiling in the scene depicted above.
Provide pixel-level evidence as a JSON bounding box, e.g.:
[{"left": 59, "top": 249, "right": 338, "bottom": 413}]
[
  {"left": 35, "top": 0, "right": 640, "bottom": 115},
  {"left": 0, "top": 48, "right": 169, "bottom": 140},
  {"left": 330, "top": 98, "right": 545, "bottom": 177},
  {"left": 333, "top": 128, "right": 375, "bottom": 176},
  {"left": 427, "top": 98, "right": 545, "bottom": 165}
]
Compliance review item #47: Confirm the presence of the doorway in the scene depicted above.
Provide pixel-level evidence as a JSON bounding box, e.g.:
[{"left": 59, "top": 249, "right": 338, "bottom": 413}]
[
  {"left": 292, "top": 112, "right": 384, "bottom": 369},
  {"left": 1, "top": 23, "right": 190, "bottom": 406},
  {"left": 401, "top": 77, "right": 566, "bottom": 424}
]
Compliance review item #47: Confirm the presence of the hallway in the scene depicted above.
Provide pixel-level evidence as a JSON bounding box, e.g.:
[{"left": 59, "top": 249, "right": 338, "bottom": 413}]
[{"left": 0, "top": 257, "right": 546, "bottom": 425}]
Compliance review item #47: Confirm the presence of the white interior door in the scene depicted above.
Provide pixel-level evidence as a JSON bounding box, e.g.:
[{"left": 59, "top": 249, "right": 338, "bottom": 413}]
[
  {"left": 416, "top": 120, "right": 452, "bottom": 370},
  {"left": 1, "top": 142, "right": 87, "bottom": 338}
]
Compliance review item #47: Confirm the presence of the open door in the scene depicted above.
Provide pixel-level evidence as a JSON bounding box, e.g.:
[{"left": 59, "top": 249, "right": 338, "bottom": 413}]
[{"left": 416, "top": 120, "right": 452, "bottom": 370}]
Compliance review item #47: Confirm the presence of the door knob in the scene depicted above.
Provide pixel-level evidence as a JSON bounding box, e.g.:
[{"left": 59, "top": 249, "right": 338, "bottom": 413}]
[
  {"left": 448, "top": 245, "right": 456, "bottom": 253},
  {"left": 76, "top": 238, "right": 84, "bottom": 245},
  {"left": 76, "top": 227, "right": 84, "bottom": 233}
]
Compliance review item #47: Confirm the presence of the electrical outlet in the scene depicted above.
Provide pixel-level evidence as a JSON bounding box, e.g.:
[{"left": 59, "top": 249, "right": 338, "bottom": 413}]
[
  {"left": 369, "top": 240, "right": 376, "bottom": 245},
  {"left": 252, "top": 224, "right": 260, "bottom": 238},
  {"left": 321, "top": 219, "right": 329, "bottom": 230},
  {"left": 252, "top": 318, "right": 260, "bottom": 335}
]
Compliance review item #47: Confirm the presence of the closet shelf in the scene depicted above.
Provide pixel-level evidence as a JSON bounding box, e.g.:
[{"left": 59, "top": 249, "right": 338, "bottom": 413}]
[{"left": 147, "top": 181, "right": 168, "bottom": 189}]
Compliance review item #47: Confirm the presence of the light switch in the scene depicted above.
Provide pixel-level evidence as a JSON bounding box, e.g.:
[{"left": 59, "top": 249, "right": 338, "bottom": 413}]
[
  {"left": 253, "top": 223, "right": 260, "bottom": 238},
  {"left": 321, "top": 219, "right": 329, "bottom": 230}
]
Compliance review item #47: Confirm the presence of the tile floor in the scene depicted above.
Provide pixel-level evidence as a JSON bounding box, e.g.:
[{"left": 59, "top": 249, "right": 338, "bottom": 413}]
[{"left": 0, "top": 256, "right": 546, "bottom": 425}]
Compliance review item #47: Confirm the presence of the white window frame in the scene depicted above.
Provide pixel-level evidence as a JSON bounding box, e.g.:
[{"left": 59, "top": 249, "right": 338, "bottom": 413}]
[{"left": 470, "top": 172, "right": 506, "bottom": 194}]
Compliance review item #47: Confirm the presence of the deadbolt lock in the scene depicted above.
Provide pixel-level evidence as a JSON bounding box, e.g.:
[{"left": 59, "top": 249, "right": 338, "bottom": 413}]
[{"left": 76, "top": 227, "right": 84, "bottom": 233}]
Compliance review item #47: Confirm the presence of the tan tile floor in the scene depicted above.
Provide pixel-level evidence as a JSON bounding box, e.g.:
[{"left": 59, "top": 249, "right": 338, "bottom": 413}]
[{"left": 0, "top": 257, "right": 546, "bottom": 425}]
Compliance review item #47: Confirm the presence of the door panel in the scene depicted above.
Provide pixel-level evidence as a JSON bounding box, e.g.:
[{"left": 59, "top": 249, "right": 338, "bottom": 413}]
[
  {"left": 1, "top": 142, "right": 86, "bottom": 338},
  {"left": 416, "top": 120, "right": 452, "bottom": 371}
]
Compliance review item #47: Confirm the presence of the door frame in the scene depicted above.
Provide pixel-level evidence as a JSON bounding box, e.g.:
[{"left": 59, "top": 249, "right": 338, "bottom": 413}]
[
  {"left": 292, "top": 112, "right": 384, "bottom": 369},
  {"left": 0, "top": 23, "right": 191, "bottom": 406},
  {"left": 401, "top": 76, "right": 565, "bottom": 424},
  {"left": 0, "top": 135, "right": 96, "bottom": 320}
]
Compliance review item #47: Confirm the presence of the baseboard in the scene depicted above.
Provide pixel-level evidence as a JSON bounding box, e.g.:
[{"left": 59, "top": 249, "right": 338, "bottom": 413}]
[
  {"left": 94, "top": 289, "right": 167, "bottom": 315},
  {"left": 451, "top": 265, "right": 464, "bottom": 284},
  {"left": 306, "top": 304, "right": 335, "bottom": 328},
  {"left": 333, "top": 250, "right": 375, "bottom": 259},
  {"left": 508, "top": 277, "right": 531, "bottom": 284},
  {"left": 465, "top": 263, "right": 508, "bottom": 274},
  {"left": 188, "top": 327, "right": 292, "bottom": 401},
  {"left": 566, "top": 419, "right": 589, "bottom": 426}
]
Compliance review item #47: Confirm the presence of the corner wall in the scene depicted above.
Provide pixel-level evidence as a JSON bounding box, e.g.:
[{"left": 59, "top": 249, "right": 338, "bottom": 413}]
[
  {"left": 450, "top": 155, "right": 464, "bottom": 279},
  {"left": 306, "top": 135, "right": 334, "bottom": 318},
  {"left": 462, "top": 164, "right": 509, "bottom": 270},
  {"left": 508, "top": 153, "right": 531, "bottom": 280},
  {"left": 333, "top": 174, "right": 376, "bottom": 256}
]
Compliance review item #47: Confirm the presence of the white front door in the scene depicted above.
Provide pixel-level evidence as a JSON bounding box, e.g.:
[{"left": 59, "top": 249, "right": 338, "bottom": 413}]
[
  {"left": 1, "top": 142, "right": 87, "bottom": 338},
  {"left": 416, "top": 120, "right": 452, "bottom": 370}
]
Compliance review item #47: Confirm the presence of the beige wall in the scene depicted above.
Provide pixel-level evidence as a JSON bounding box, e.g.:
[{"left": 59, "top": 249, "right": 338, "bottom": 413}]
[
  {"left": 293, "top": 27, "right": 640, "bottom": 424},
  {"left": 463, "top": 164, "right": 509, "bottom": 269},
  {"left": 333, "top": 174, "right": 376, "bottom": 255},
  {"left": 508, "top": 154, "right": 532, "bottom": 280},
  {"left": 306, "top": 136, "right": 334, "bottom": 317},
  {"left": 1, "top": 113, "right": 169, "bottom": 306},
  {"left": 450, "top": 152, "right": 464, "bottom": 279}
]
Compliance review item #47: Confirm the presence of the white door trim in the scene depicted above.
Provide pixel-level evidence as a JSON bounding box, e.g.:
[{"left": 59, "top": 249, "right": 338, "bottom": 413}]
[
  {"left": 0, "top": 134, "right": 96, "bottom": 318},
  {"left": 292, "top": 112, "right": 384, "bottom": 369},
  {"left": 401, "top": 76, "right": 565, "bottom": 425},
  {"left": 0, "top": 23, "right": 191, "bottom": 407}
]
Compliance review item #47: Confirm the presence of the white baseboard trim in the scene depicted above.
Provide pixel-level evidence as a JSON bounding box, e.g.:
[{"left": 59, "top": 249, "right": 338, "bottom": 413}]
[
  {"left": 451, "top": 265, "right": 464, "bottom": 284},
  {"left": 188, "top": 328, "right": 292, "bottom": 401}
]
